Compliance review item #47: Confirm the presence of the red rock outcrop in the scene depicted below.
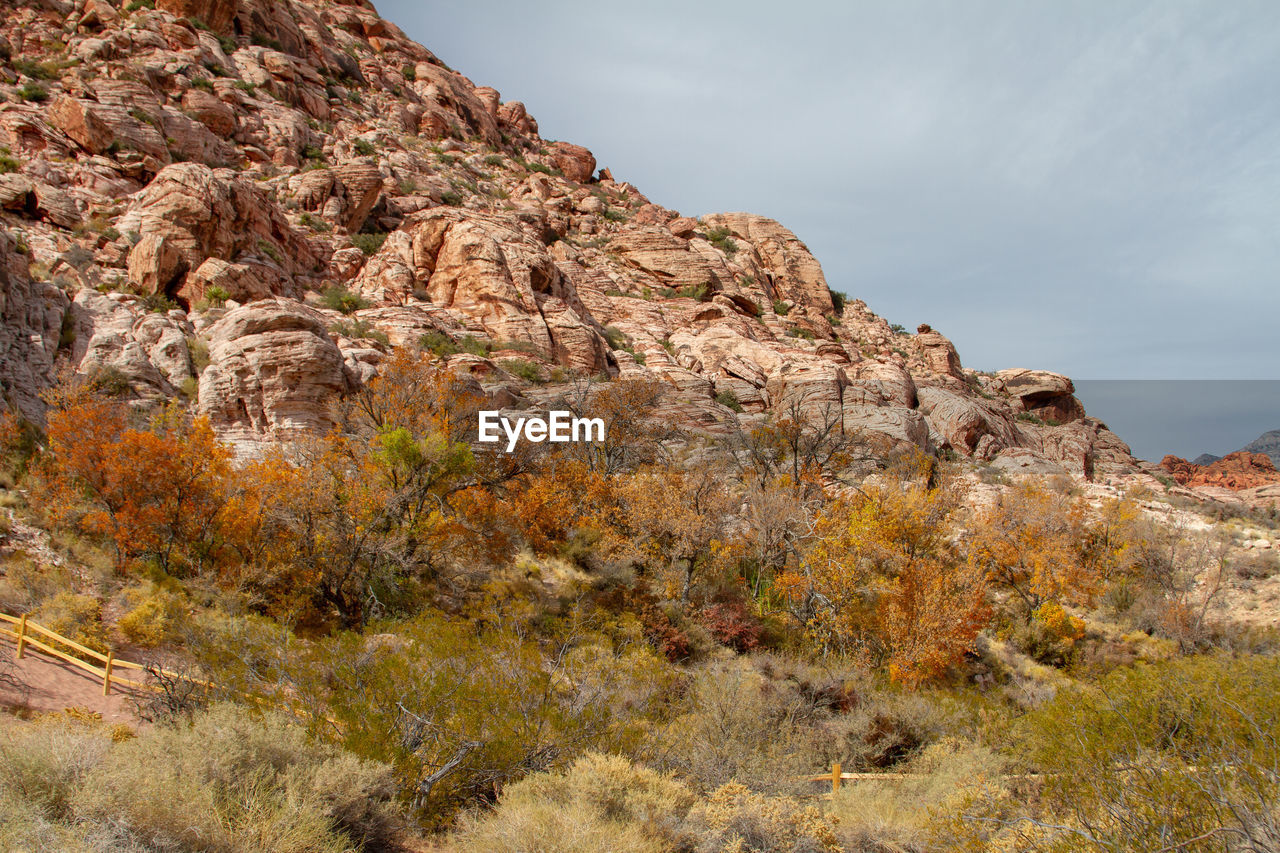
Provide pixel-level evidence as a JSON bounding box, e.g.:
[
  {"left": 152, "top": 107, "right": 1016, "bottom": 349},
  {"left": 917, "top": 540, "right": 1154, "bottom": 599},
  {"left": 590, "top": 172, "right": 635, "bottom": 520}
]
[{"left": 1161, "top": 452, "right": 1280, "bottom": 490}]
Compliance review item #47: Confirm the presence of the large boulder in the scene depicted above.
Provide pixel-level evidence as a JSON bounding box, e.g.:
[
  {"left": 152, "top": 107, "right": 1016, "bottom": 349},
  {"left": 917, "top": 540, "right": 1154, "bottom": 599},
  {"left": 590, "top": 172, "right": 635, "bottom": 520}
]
[
  {"left": 913, "top": 324, "right": 964, "bottom": 380},
  {"left": 548, "top": 141, "right": 595, "bottom": 183},
  {"left": 994, "top": 368, "right": 1085, "bottom": 424},
  {"left": 198, "top": 299, "right": 353, "bottom": 441}
]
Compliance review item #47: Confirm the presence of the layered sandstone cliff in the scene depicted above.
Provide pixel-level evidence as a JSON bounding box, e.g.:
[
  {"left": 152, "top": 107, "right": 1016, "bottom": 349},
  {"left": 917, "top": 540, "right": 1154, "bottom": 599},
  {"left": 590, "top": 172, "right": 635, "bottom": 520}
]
[{"left": 0, "top": 0, "right": 1151, "bottom": 482}]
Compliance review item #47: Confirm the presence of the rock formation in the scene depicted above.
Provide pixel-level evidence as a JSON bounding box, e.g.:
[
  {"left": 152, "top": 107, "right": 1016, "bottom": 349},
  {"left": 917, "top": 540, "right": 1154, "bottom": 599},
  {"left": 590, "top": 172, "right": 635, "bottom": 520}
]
[
  {"left": 0, "top": 0, "right": 1151, "bottom": 482},
  {"left": 1161, "top": 452, "right": 1280, "bottom": 491}
]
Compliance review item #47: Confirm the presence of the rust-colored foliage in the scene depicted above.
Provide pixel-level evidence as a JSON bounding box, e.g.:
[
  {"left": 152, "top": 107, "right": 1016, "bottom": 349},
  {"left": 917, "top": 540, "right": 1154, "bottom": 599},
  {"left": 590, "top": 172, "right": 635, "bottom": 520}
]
[
  {"left": 42, "top": 394, "right": 231, "bottom": 576},
  {"left": 778, "top": 468, "right": 988, "bottom": 686}
]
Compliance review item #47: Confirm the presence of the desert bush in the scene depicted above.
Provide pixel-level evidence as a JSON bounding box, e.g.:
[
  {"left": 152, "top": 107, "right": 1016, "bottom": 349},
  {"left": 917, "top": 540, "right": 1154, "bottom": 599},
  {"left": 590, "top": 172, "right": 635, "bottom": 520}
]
[
  {"left": 448, "top": 752, "right": 695, "bottom": 853},
  {"left": 117, "top": 584, "right": 188, "bottom": 647},
  {"left": 961, "top": 653, "right": 1280, "bottom": 852},
  {"left": 34, "top": 592, "right": 107, "bottom": 655},
  {"left": 704, "top": 226, "right": 737, "bottom": 258},
  {"left": 320, "top": 285, "right": 369, "bottom": 314},
  {"left": 831, "top": 737, "right": 1005, "bottom": 850},
  {"left": 75, "top": 703, "right": 402, "bottom": 852},
  {"left": 283, "top": 612, "right": 673, "bottom": 825},
  {"left": 685, "top": 782, "right": 839, "bottom": 853},
  {"left": 499, "top": 357, "right": 543, "bottom": 383},
  {"left": 0, "top": 714, "right": 112, "bottom": 822},
  {"left": 0, "top": 554, "right": 74, "bottom": 613},
  {"left": 714, "top": 389, "right": 743, "bottom": 412},
  {"left": 352, "top": 231, "right": 388, "bottom": 256},
  {"left": 650, "top": 658, "right": 824, "bottom": 794}
]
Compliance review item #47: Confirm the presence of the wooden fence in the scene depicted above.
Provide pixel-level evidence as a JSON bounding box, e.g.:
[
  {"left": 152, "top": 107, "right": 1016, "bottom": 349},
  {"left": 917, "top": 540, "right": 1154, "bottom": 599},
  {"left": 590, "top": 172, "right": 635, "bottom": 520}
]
[
  {"left": 0, "top": 611, "right": 186, "bottom": 697},
  {"left": 804, "top": 762, "right": 931, "bottom": 794}
]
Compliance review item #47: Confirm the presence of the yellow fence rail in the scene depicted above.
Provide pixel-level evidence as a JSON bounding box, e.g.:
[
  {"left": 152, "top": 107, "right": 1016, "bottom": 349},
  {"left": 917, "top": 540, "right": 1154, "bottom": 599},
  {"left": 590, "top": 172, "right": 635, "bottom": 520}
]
[
  {"left": 0, "top": 611, "right": 190, "bottom": 697},
  {"left": 803, "top": 762, "right": 934, "bottom": 794}
]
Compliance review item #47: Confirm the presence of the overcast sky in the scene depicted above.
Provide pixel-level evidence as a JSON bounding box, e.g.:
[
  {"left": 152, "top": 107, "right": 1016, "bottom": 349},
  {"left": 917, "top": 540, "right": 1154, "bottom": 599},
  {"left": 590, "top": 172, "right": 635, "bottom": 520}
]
[{"left": 379, "top": 1, "right": 1279, "bottom": 386}]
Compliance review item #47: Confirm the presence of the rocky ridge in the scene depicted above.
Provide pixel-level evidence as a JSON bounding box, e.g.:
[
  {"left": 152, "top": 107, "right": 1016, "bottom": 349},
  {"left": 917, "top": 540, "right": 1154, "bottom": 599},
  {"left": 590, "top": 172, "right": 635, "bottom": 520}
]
[{"left": 0, "top": 0, "right": 1156, "bottom": 483}]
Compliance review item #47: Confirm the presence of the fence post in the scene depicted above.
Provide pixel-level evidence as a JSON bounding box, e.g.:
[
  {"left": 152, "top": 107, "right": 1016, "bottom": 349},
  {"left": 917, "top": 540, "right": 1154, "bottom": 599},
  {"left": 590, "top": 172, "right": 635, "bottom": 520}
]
[
  {"left": 15, "top": 613, "right": 27, "bottom": 659},
  {"left": 103, "top": 650, "right": 114, "bottom": 696},
  {"left": 831, "top": 761, "right": 842, "bottom": 795}
]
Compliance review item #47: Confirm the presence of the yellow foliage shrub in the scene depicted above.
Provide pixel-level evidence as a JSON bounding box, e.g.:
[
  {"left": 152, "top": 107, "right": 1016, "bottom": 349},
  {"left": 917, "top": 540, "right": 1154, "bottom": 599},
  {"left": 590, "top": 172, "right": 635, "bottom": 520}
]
[
  {"left": 117, "top": 584, "right": 187, "bottom": 647},
  {"left": 33, "top": 592, "right": 107, "bottom": 654}
]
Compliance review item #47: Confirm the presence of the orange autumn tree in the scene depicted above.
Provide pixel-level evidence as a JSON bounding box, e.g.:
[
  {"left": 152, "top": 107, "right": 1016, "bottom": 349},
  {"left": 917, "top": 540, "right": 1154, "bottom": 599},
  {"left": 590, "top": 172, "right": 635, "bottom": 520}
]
[
  {"left": 968, "top": 481, "right": 1103, "bottom": 617},
  {"left": 778, "top": 465, "right": 987, "bottom": 685},
  {"left": 615, "top": 458, "right": 738, "bottom": 604},
  {"left": 41, "top": 392, "right": 232, "bottom": 576}
]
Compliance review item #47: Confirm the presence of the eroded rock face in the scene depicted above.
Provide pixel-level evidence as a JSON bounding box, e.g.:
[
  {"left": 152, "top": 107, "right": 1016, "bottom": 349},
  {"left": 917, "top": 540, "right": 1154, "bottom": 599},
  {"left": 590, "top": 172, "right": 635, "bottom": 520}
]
[
  {"left": 71, "top": 290, "right": 192, "bottom": 399},
  {"left": 0, "top": 0, "right": 1149, "bottom": 482},
  {"left": 995, "top": 368, "right": 1085, "bottom": 424},
  {"left": 157, "top": 0, "right": 239, "bottom": 32},
  {"left": 120, "top": 164, "right": 315, "bottom": 303},
  {"left": 198, "top": 299, "right": 352, "bottom": 440},
  {"left": 0, "top": 234, "right": 67, "bottom": 425},
  {"left": 1162, "top": 452, "right": 1280, "bottom": 490},
  {"left": 701, "top": 214, "right": 833, "bottom": 312}
]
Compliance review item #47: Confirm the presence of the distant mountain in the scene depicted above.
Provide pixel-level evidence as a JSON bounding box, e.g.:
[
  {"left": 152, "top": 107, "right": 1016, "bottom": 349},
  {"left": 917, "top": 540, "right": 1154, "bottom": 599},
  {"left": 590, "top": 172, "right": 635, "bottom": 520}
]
[
  {"left": 1193, "top": 453, "right": 1221, "bottom": 465},
  {"left": 1241, "top": 430, "right": 1280, "bottom": 468}
]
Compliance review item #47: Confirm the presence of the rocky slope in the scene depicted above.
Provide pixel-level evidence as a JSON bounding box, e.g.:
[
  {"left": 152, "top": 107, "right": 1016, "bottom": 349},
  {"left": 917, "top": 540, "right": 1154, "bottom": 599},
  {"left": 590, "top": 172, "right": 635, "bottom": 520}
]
[{"left": 0, "top": 0, "right": 1153, "bottom": 483}]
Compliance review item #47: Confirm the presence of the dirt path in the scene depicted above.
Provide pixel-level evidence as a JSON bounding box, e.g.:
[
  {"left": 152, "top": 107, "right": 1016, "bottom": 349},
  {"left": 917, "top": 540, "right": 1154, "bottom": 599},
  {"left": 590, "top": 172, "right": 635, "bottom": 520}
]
[{"left": 0, "top": 639, "right": 143, "bottom": 724}]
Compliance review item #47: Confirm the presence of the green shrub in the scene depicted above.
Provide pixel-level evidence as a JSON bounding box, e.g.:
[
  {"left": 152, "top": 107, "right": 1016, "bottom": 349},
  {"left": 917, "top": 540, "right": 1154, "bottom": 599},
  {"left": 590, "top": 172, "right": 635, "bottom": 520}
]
[
  {"left": 189, "top": 77, "right": 214, "bottom": 95},
  {"left": 420, "top": 332, "right": 491, "bottom": 358},
  {"left": 351, "top": 231, "right": 387, "bottom": 255},
  {"left": 440, "top": 190, "right": 464, "bottom": 206},
  {"left": 0, "top": 154, "right": 19, "bottom": 174},
  {"left": 18, "top": 83, "right": 48, "bottom": 103},
  {"left": 828, "top": 288, "right": 846, "bottom": 313},
  {"left": 188, "top": 336, "right": 210, "bottom": 373},
  {"left": 13, "top": 60, "right": 56, "bottom": 80},
  {"left": 484, "top": 154, "right": 504, "bottom": 167},
  {"left": 330, "top": 318, "right": 390, "bottom": 346},
  {"left": 298, "top": 211, "right": 331, "bottom": 232},
  {"left": 602, "top": 326, "right": 628, "bottom": 351},
  {"left": 890, "top": 323, "right": 907, "bottom": 334},
  {"left": 256, "top": 238, "right": 284, "bottom": 265},
  {"left": 233, "top": 80, "right": 257, "bottom": 94},
  {"left": 500, "top": 358, "right": 544, "bottom": 383},
  {"left": 86, "top": 365, "right": 131, "bottom": 398},
  {"left": 772, "top": 299, "right": 791, "bottom": 316},
  {"left": 320, "top": 285, "right": 368, "bottom": 315},
  {"left": 602, "top": 207, "right": 627, "bottom": 223},
  {"left": 204, "top": 285, "right": 229, "bottom": 307},
  {"left": 402, "top": 64, "right": 417, "bottom": 81},
  {"left": 353, "top": 138, "right": 376, "bottom": 157},
  {"left": 714, "top": 389, "right": 743, "bottom": 413},
  {"left": 704, "top": 226, "right": 737, "bottom": 257},
  {"left": 961, "top": 654, "right": 1280, "bottom": 852},
  {"left": 0, "top": 714, "right": 112, "bottom": 822}
]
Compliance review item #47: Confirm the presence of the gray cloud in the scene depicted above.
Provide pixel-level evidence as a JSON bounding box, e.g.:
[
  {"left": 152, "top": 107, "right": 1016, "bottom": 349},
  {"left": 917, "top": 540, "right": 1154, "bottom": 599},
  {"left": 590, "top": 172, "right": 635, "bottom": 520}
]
[{"left": 380, "top": 0, "right": 1280, "bottom": 381}]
